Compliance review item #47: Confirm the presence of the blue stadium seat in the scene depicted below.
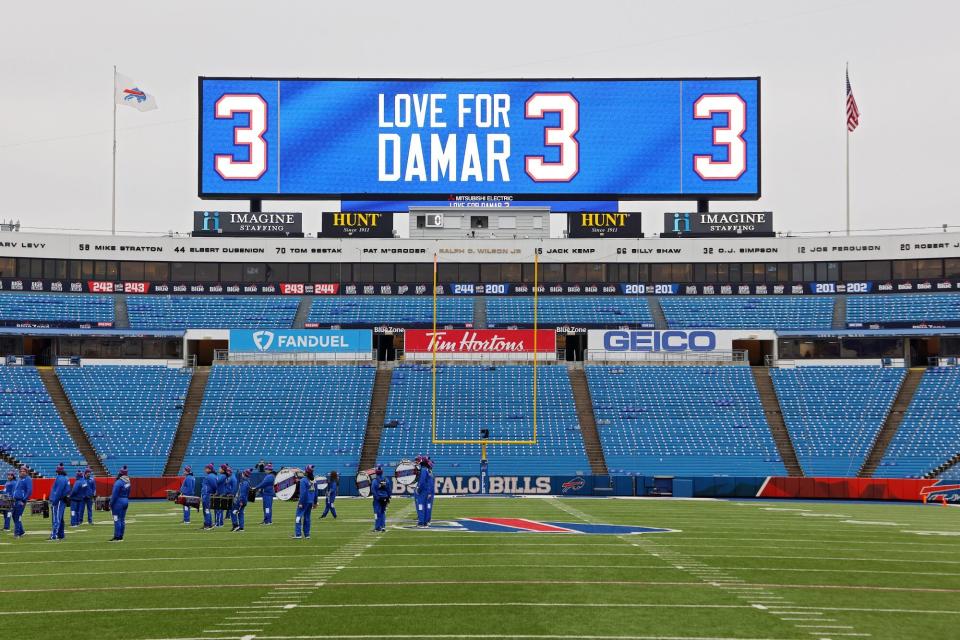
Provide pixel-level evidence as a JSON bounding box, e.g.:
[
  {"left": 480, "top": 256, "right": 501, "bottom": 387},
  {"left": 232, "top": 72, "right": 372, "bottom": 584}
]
[
  {"left": 875, "top": 367, "right": 960, "bottom": 478},
  {"left": 307, "top": 296, "right": 474, "bottom": 326},
  {"left": 377, "top": 364, "right": 590, "bottom": 476},
  {"left": 771, "top": 366, "right": 905, "bottom": 477},
  {"left": 846, "top": 293, "right": 960, "bottom": 326},
  {"left": 127, "top": 296, "right": 300, "bottom": 330},
  {"left": 660, "top": 296, "right": 833, "bottom": 330},
  {"left": 486, "top": 296, "right": 653, "bottom": 327},
  {"left": 56, "top": 365, "right": 192, "bottom": 476},
  {"left": 0, "top": 367, "right": 80, "bottom": 476},
  {"left": 182, "top": 365, "right": 375, "bottom": 474},
  {"left": 586, "top": 365, "right": 785, "bottom": 476},
  {"left": 0, "top": 293, "right": 113, "bottom": 326}
]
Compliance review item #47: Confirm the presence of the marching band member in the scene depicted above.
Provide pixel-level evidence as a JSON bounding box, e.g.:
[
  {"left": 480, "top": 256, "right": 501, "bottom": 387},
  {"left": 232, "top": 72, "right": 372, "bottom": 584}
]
[
  {"left": 424, "top": 456, "right": 436, "bottom": 526},
  {"left": 320, "top": 470, "right": 338, "bottom": 519},
  {"left": 179, "top": 466, "right": 196, "bottom": 525},
  {"left": 224, "top": 466, "right": 238, "bottom": 530},
  {"left": 3, "top": 470, "right": 14, "bottom": 533},
  {"left": 293, "top": 465, "right": 317, "bottom": 539},
  {"left": 371, "top": 466, "right": 391, "bottom": 532},
  {"left": 254, "top": 463, "right": 275, "bottom": 525},
  {"left": 83, "top": 468, "right": 96, "bottom": 525},
  {"left": 215, "top": 464, "right": 228, "bottom": 527},
  {"left": 416, "top": 456, "right": 435, "bottom": 528},
  {"left": 12, "top": 466, "right": 31, "bottom": 538},
  {"left": 48, "top": 463, "right": 69, "bottom": 541},
  {"left": 232, "top": 469, "right": 251, "bottom": 532},
  {"left": 69, "top": 470, "right": 87, "bottom": 527},
  {"left": 201, "top": 462, "right": 218, "bottom": 530},
  {"left": 109, "top": 466, "right": 131, "bottom": 542}
]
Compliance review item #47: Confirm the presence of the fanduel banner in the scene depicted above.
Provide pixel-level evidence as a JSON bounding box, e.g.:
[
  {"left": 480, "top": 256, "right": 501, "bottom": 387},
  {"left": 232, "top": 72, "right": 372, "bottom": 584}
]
[
  {"left": 405, "top": 329, "right": 556, "bottom": 360},
  {"left": 662, "top": 211, "right": 774, "bottom": 237},
  {"left": 193, "top": 211, "right": 304, "bottom": 237},
  {"left": 567, "top": 212, "right": 643, "bottom": 238},
  {"left": 320, "top": 212, "right": 393, "bottom": 238},
  {"left": 587, "top": 329, "right": 776, "bottom": 360},
  {"left": 229, "top": 329, "right": 372, "bottom": 357}
]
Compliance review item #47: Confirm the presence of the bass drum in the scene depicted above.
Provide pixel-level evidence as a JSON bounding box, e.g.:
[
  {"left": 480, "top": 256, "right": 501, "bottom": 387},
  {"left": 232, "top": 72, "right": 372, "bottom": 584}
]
[
  {"left": 314, "top": 475, "right": 328, "bottom": 494},
  {"left": 273, "top": 467, "right": 303, "bottom": 501},
  {"left": 355, "top": 471, "right": 371, "bottom": 498},
  {"left": 394, "top": 459, "right": 419, "bottom": 488}
]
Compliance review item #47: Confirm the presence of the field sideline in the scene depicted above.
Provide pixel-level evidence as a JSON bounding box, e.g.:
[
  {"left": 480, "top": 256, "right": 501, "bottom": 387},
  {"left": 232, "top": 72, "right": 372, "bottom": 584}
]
[{"left": 1, "top": 496, "right": 958, "bottom": 640}]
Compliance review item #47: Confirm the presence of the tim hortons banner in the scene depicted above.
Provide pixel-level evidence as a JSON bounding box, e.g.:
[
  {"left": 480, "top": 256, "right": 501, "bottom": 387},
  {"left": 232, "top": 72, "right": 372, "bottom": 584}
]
[{"left": 404, "top": 329, "right": 556, "bottom": 360}]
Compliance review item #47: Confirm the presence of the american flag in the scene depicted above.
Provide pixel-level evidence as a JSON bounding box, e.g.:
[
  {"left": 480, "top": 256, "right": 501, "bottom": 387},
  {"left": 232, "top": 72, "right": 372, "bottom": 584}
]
[{"left": 846, "top": 68, "right": 860, "bottom": 132}]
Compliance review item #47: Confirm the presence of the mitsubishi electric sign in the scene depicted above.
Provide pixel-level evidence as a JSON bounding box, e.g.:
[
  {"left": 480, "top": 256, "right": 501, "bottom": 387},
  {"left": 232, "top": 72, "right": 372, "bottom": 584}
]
[{"left": 229, "top": 329, "right": 372, "bottom": 358}]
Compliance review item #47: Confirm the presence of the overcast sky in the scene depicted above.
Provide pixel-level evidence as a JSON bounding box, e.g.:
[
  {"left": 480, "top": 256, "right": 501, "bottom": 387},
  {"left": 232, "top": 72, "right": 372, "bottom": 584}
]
[{"left": 1, "top": 1, "right": 956, "bottom": 236}]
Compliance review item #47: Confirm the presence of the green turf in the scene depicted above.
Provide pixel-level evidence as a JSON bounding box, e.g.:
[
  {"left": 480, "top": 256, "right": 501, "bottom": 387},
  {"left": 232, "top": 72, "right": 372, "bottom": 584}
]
[{"left": 2, "top": 496, "right": 959, "bottom": 639}]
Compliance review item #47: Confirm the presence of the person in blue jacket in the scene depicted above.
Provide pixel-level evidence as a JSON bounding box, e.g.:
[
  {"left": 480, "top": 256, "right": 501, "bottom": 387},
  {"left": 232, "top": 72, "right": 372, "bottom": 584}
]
[
  {"left": 179, "top": 466, "right": 196, "bottom": 524},
  {"left": 108, "top": 466, "right": 131, "bottom": 542},
  {"left": 12, "top": 466, "right": 31, "bottom": 538},
  {"left": 232, "top": 468, "right": 251, "bottom": 532},
  {"left": 48, "top": 463, "right": 69, "bottom": 541},
  {"left": 293, "top": 465, "right": 318, "bottom": 539},
  {"left": 320, "top": 470, "right": 338, "bottom": 519},
  {"left": 215, "top": 464, "right": 227, "bottom": 527},
  {"left": 371, "top": 466, "right": 391, "bottom": 532},
  {"left": 69, "top": 470, "right": 87, "bottom": 527},
  {"left": 3, "top": 470, "right": 14, "bottom": 532},
  {"left": 415, "top": 457, "right": 435, "bottom": 528},
  {"left": 254, "top": 463, "right": 275, "bottom": 525},
  {"left": 223, "top": 466, "right": 238, "bottom": 530},
  {"left": 83, "top": 468, "right": 96, "bottom": 525},
  {"left": 423, "top": 457, "right": 436, "bottom": 526},
  {"left": 201, "top": 462, "right": 218, "bottom": 530}
]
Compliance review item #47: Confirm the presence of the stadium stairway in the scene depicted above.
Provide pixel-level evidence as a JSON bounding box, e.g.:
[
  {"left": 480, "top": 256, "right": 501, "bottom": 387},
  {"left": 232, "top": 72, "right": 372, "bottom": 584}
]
[
  {"left": 928, "top": 453, "right": 960, "bottom": 479},
  {"left": 358, "top": 365, "right": 394, "bottom": 470},
  {"left": 37, "top": 368, "right": 107, "bottom": 476},
  {"left": 114, "top": 295, "right": 130, "bottom": 328},
  {"left": 162, "top": 367, "right": 210, "bottom": 475},
  {"left": 567, "top": 365, "right": 608, "bottom": 475},
  {"left": 831, "top": 295, "right": 847, "bottom": 329},
  {"left": 751, "top": 367, "right": 803, "bottom": 476},
  {"left": 647, "top": 295, "right": 668, "bottom": 329},
  {"left": 859, "top": 368, "right": 925, "bottom": 477},
  {"left": 474, "top": 297, "right": 488, "bottom": 329},
  {"left": 293, "top": 296, "right": 313, "bottom": 329},
  {"left": 0, "top": 450, "right": 39, "bottom": 477}
]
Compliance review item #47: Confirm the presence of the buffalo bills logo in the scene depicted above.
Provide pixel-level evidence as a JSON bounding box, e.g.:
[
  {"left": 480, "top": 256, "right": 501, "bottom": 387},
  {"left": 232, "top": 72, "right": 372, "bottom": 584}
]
[
  {"left": 561, "top": 477, "right": 585, "bottom": 493},
  {"left": 920, "top": 479, "right": 960, "bottom": 503},
  {"left": 123, "top": 88, "right": 147, "bottom": 104},
  {"left": 407, "top": 517, "right": 676, "bottom": 535}
]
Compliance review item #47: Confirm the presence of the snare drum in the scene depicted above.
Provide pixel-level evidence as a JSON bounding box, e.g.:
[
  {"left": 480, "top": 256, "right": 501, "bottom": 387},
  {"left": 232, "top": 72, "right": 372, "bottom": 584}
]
[
  {"left": 30, "top": 500, "right": 50, "bottom": 518},
  {"left": 95, "top": 496, "right": 111, "bottom": 511},
  {"left": 0, "top": 495, "right": 13, "bottom": 513},
  {"left": 176, "top": 494, "right": 201, "bottom": 510}
]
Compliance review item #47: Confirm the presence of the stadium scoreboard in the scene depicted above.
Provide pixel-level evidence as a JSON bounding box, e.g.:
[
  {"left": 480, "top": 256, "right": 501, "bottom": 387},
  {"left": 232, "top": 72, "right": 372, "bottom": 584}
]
[{"left": 199, "top": 77, "right": 760, "bottom": 200}]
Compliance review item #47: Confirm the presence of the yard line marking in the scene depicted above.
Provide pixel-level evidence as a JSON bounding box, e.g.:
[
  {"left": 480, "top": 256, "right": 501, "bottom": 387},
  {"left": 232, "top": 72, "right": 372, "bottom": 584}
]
[{"left": 146, "top": 635, "right": 810, "bottom": 640}]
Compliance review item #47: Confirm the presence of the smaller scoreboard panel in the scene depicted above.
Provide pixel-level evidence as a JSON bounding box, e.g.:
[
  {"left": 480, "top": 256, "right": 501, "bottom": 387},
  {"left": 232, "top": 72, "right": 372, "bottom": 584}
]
[{"left": 199, "top": 77, "right": 759, "bottom": 200}]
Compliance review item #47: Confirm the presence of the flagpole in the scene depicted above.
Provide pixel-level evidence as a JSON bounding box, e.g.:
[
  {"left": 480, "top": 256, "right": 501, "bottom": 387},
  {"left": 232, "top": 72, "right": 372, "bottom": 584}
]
[
  {"left": 845, "top": 62, "right": 850, "bottom": 237},
  {"left": 112, "top": 65, "right": 117, "bottom": 236}
]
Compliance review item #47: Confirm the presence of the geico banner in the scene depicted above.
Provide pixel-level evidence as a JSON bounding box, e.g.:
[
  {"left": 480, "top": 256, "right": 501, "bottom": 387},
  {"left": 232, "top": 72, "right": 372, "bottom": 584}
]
[
  {"left": 405, "top": 329, "right": 556, "bottom": 360},
  {"left": 229, "top": 329, "right": 372, "bottom": 355},
  {"left": 587, "top": 329, "right": 776, "bottom": 357}
]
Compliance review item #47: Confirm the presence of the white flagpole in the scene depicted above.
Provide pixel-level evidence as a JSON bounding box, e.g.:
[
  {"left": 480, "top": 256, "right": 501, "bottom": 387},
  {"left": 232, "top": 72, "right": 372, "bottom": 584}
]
[
  {"left": 845, "top": 62, "right": 850, "bottom": 237},
  {"left": 112, "top": 65, "right": 117, "bottom": 236}
]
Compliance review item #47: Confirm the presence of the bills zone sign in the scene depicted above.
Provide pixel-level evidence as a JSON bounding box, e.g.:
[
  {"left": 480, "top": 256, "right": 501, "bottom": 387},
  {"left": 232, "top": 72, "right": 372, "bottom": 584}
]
[{"left": 405, "top": 329, "right": 556, "bottom": 360}]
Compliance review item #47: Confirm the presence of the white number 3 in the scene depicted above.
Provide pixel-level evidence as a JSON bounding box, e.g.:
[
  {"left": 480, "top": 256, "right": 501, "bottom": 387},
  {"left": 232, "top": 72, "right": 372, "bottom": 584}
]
[
  {"left": 214, "top": 94, "right": 268, "bottom": 180},
  {"left": 693, "top": 94, "right": 747, "bottom": 180}
]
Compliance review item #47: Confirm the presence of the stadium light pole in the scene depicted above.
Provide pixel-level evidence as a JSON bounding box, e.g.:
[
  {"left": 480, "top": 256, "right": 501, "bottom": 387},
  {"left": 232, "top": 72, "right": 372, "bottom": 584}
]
[
  {"left": 845, "top": 62, "right": 850, "bottom": 237},
  {"left": 111, "top": 65, "right": 117, "bottom": 236}
]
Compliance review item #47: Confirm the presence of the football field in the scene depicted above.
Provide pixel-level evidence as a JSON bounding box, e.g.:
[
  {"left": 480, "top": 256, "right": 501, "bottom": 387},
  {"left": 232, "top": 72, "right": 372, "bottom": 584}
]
[{"left": 2, "top": 496, "right": 958, "bottom": 640}]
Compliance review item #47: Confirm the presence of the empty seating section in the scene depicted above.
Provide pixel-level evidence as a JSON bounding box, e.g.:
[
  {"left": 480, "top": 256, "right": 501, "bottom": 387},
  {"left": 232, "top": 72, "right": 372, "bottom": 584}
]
[
  {"left": 0, "top": 293, "right": 113, "bottom": 326},
  {"left": 307, "top": 296, "right": 474, "bottom": 326},
  {"left": 846, "top": 293, "right": 960, "bottom": 326},
  {"left": 57, "top": 365, "right": 192, "bottom": 476},
  {"left": 127, "top": 296, "right": 299, "bottom": 329},
  {"left": 486, "top": 296, "right": 653, "bottom": 327},
  {"left": 378, "top": 364, "right": 589, "bottom": 476},
  {"left": 0, "top": 367, "right": 79, "bottom": 475},
  {"left": 660, "top": 296, "right": 833, "bottom": 330},
  {"left": 771, "top": 366, "right": 904, "bottom": 476},
  {"left": 183, "top": 365, "right": 375, "bottom": 474},
  {"left": 587, "top": 366, "right": 784, "bottom": 476},
  {"left": 875, "top": 367, "right": 960, "bottom": 478}
]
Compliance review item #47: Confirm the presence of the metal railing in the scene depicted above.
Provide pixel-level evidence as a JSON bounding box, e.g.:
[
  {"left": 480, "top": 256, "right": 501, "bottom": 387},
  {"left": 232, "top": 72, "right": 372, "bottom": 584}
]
[
  {"left": 929, "top": 355, "right": 960, "bottom": 367},
  {"left": 213, "top": 349, "right": 375, "bottom": 364},
  {"left": 586, "top": 349, "right": 747, "bottom": 365}
]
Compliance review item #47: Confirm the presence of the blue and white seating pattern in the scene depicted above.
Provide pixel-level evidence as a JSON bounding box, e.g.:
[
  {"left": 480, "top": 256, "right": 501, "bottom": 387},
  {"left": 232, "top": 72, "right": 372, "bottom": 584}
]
[
  {"left": 771, "top": 366, "right": 905, "bottom": 477},
  {"left": 587, "top": 365, "right": 785, "bottom": 476},
  {"left": 875, "top": 367, "right": 960, "bottom": 478},
  {"left": 128, "top": 296, "right": 300, "bottom": 330},
  {"left": 307, "top": 296, "right": 474, "bottom": 326},
  {"left": 0, "top": 293, "right": 113, "bottom": 325},
  {"left": 0, "top": 367, "right": 80, "bottom": 476},
  {"left": 847, "top": 293, "right": 960, "bottom": 326},
  {"left": 182, "top": 365, "right": 375, "bottom": 474},
  {"left": 486, "top": 296, "right": 653, "bottom": 327},
  {"left": 377, "top": 364, "right": 589, "bottom": 476},
  {"left": 660, "top": 296, "right": 833, "bottom": 330},
  {"left": 57, "top": 365, "right": 192, "bottom": 476}
]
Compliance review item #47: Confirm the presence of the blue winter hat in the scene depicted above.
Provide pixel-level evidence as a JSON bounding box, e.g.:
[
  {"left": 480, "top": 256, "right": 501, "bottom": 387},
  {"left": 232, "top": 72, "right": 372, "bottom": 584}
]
[{"left": 375, "top": 466, "right": 383, "bottom": 476}]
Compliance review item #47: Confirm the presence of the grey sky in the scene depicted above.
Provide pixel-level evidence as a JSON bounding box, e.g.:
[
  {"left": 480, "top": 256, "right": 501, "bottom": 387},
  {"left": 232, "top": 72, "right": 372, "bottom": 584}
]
[{"left": 0, "top": 1, "right": 956, "bottom": 236}]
